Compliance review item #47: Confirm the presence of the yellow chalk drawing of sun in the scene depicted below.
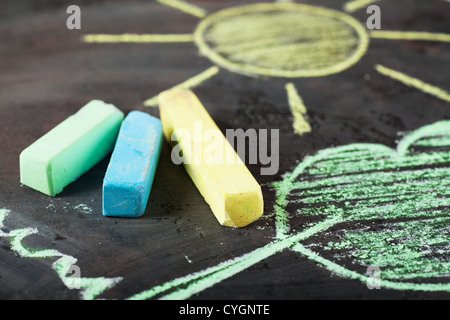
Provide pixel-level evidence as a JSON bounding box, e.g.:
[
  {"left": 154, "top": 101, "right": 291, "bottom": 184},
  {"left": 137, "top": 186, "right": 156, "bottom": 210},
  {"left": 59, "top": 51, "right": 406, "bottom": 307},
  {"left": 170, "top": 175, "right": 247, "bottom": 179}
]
[
  {"left": 193, "top": 2, "right": 369, "bottom": 78},
  {"left": 83, "top": 0, "right": 450, "bottom": 135}
]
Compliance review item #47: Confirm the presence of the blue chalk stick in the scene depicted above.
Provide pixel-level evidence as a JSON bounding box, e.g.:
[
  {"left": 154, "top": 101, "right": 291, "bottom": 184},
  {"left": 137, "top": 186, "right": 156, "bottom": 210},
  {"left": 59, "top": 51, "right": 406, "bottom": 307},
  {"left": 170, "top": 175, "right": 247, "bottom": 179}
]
[{"left": 102, "top": 111, "right": 163, "bottom": 217}]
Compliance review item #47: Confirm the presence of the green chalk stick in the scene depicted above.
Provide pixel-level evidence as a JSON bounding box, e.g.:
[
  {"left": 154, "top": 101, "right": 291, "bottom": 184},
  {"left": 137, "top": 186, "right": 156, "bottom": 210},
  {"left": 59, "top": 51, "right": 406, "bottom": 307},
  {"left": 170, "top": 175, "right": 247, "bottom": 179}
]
[{"left": 20, "top": 100, "right": 124, "bottom": 196}]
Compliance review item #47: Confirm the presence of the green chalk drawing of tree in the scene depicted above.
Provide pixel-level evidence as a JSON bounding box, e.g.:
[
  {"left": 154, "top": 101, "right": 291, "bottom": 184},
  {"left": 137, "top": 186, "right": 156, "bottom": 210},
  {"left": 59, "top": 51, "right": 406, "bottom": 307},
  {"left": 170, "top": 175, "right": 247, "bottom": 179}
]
[{"left": 129, "top": 120, "right": 450, "bottom": 299}]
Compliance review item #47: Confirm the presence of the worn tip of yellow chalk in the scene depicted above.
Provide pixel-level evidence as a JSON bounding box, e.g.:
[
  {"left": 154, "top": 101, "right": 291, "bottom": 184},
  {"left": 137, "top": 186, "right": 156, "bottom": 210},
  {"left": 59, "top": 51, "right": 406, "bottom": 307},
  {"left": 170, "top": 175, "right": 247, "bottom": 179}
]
[{"left": 158, "top": 89, "right": 264, "bottom": 228}]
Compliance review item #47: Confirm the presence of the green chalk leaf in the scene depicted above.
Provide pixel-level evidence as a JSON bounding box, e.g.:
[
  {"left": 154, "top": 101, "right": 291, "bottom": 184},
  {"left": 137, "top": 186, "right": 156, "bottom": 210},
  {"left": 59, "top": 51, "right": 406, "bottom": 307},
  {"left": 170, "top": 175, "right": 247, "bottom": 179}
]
[{"left": 276, "top": 120, "right": 450, "bottom": 288}]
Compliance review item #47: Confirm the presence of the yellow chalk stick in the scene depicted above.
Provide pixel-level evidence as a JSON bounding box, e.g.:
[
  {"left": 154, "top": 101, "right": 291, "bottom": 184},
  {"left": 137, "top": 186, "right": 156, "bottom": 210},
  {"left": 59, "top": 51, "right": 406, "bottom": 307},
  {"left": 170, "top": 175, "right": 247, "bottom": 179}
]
[{"left": 158, "top": 89, "right": 264, "bottom": 228}]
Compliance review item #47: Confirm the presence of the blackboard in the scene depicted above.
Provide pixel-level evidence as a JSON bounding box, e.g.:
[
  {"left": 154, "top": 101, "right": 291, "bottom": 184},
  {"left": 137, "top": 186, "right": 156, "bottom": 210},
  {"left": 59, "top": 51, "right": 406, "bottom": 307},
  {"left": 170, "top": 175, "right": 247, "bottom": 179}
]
[{"left": 1, "top": 0, "right": 450, "bottom": 301}]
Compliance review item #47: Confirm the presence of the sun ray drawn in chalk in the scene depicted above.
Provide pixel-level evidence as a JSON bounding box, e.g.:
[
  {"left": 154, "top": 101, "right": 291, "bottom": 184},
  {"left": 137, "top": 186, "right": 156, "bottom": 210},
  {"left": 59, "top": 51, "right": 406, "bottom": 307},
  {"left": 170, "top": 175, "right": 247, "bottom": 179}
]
[
  {"left": 82, "top": 34, "right": 194, "bottom": 43},
  {"left": 156, "top": 0, "right": 207, "bottom": 18},
  {"left": 375, "top": 64, "right": 450, "bottom": 103},
  {"left": 143, "top": 66, "right": 219, "bottom": 107},
  {"left": 343, "top": 0, "right": 380, "bottom": 13},
  {"left": 285, "top": 82, "right": 311, "bottom": 135},
  {"left": 371, "top": 30, "right": 450, "bottom": 42}
]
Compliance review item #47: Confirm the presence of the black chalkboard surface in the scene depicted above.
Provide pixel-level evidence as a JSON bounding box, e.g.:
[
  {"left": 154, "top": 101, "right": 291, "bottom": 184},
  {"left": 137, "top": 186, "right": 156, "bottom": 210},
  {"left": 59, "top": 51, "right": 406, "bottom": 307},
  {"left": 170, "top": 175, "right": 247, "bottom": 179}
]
[{"left": 1, "top": 0, "right": 450, "bottom": 301}]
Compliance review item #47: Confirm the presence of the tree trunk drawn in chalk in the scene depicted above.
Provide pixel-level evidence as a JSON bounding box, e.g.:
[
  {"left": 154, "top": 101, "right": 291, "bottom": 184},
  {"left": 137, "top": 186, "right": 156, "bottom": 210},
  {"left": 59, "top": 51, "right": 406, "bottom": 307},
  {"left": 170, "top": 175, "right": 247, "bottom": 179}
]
[{"left": 128, "top": 120, "right": 450, "bottom": 299}]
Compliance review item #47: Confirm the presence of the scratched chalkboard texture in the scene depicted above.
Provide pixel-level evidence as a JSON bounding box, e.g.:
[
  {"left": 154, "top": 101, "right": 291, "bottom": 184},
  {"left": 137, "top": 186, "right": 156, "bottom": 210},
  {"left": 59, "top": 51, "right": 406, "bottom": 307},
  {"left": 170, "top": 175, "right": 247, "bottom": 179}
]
[{"left": 0, "top": 0, "right": 449, "bottom": 300}]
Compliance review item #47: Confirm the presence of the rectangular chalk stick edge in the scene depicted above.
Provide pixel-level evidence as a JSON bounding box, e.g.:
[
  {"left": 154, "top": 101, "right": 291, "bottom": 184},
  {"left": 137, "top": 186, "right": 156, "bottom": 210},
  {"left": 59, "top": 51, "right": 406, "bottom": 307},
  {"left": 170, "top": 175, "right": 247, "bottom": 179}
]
[
  {"left": 158, "top": 89, "right": 264, "bottom": 228},
  {"left": 19, "top": 100, "right": 124, "bottom": 196},
  {"left": 102, "top": 111, "right": 163, "bottom": 218}
]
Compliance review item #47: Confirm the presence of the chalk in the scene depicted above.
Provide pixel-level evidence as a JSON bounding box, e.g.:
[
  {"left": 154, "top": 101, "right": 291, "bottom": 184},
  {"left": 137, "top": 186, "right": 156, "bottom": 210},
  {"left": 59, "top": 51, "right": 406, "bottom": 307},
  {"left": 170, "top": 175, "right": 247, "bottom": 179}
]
[
  {"left": 19, "top": 100, "right": 124, "bottom": 196},
  {"left": 102, "top": 111, "right": 163, "bottom": 218},
  {"left": 158, "top": 89, "right": 263, "bottom": 228}
]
